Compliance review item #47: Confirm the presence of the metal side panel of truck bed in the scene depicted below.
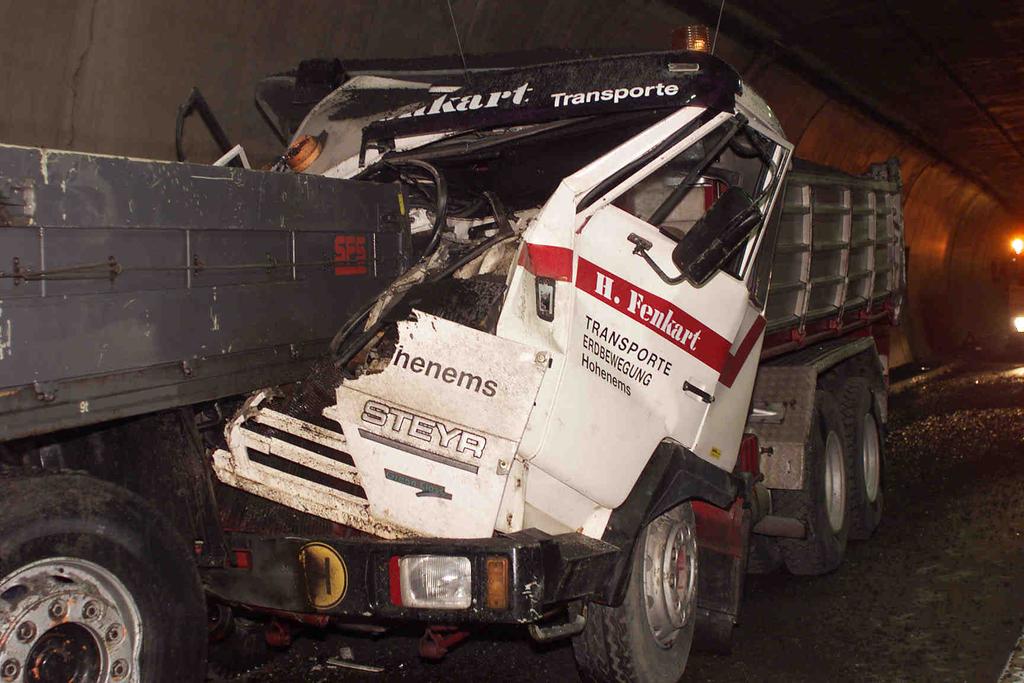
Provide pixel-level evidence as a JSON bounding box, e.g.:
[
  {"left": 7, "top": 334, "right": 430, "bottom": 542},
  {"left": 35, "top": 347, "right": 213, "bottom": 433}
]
[{"left": 0, "top": 144, "right": 410, "bottom": 441}]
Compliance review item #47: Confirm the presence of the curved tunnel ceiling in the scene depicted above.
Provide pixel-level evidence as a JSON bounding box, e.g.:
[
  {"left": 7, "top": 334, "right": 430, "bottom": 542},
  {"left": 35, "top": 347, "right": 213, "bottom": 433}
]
[
  {"left": 687, "top": 0, "right": 1024, "bottom": 211},
  {"left": 674, "top": 0, "right": 1024, "bottom": 363}
]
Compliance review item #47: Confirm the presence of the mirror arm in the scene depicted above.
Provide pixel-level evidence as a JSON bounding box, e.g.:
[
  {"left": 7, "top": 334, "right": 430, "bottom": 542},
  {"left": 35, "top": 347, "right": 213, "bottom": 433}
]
[{"left": 627, "top": 233, "right": 687, "bottom": 285}]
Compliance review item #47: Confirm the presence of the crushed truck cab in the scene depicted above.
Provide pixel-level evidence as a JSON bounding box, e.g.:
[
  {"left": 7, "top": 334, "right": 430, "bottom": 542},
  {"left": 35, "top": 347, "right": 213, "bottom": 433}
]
[
  {"left": 213, "top": 49, "right": 791, "bottom": 535},
  {"left": 209, "top": 52, "right": 904, "bottom": 672}
]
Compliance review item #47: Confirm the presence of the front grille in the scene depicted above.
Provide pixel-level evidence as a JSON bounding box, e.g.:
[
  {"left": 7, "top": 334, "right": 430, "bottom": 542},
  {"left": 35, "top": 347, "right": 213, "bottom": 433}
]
[{"left": 233, "top": 406, "right": 368, "bottom": 503}]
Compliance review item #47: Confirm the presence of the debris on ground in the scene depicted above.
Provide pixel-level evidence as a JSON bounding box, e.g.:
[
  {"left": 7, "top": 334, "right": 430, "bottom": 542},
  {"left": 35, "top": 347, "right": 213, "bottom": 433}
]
[{"left": 324, "top": 657, "right": 385, "bottom": 673}]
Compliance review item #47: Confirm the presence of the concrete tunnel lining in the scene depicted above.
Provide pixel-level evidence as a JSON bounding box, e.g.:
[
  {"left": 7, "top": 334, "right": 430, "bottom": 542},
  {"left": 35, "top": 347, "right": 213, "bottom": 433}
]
[{"left": 735, "top": 58, "right": 1016, "bottom": 364}]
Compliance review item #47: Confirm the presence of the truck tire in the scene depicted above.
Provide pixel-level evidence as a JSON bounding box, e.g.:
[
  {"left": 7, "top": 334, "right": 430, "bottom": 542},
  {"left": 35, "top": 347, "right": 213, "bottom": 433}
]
[
  {"left": 572, "top": 502, "right": 697, "bottom": 683},
  {"left": 0, "top": 473, "right": 206, "bottom": 682},
  {"left": 839, "top": 378, "right": 884, "bottom": 540},
  {"left": 774, "top": 391, "right": 850, "bottom": 575}
]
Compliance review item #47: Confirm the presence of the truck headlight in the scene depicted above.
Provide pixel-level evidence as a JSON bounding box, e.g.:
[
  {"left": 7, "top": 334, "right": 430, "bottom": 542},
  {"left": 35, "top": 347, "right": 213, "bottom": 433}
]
[{"left": 398, "top": 555, "right": 472, "bottom": 609}]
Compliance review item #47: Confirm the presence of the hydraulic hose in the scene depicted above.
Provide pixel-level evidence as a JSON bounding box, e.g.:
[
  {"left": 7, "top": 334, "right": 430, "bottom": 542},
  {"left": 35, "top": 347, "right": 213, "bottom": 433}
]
[{"left": 328, "top": 159, "right": 451, "bottom": 361}]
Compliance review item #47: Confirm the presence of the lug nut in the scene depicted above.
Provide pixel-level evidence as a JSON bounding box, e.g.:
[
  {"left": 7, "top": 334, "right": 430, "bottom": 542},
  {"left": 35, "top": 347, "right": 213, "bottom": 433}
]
[
  {"left": 111, "top": 659, "right": 129, "bottom": 680},
  {"left": 82, "top": 601, "right": 101, "bottom": 620},
  {"left": 1, "top": 659, "right": 20, "bottom": 681},
  {"left": 48, "top": 599, "right": 66, "bottom": 620},
  {"left": 105, "top": 624, "right": 122, "bottom": 644},
  {"left": 15, "top": 621, "right": 36, "bottom": 642}
]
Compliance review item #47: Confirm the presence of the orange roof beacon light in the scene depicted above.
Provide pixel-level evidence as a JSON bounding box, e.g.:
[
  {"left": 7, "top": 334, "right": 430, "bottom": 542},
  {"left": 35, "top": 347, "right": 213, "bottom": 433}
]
[
  {"left": 1011, "top": 237, "right": 1024, "bottom": 256},
  {"left": 1014, "top": 316, "right": 1024, "bottom": 333},
  {"left": 671, "top": 25, "right": 711, "bottom": 53},
  {"left": 285, "top": 134, "right": 322, "bottom": 173}
]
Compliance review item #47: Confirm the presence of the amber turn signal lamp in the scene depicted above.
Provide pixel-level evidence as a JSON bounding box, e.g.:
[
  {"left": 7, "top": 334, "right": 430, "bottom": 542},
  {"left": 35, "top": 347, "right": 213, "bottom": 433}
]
[
  {"left": 1011, "top": 237, "right": 1023, "bottom": 255},
  {"left": 485, "top": 556, "right": 510, "bottom": 610}
]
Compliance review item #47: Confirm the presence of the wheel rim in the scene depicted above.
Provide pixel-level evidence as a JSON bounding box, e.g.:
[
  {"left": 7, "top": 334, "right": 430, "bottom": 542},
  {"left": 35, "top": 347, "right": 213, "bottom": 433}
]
[
  {"left": 862, "top": 413, "right": 881, "bottom": 503},
  {"left": 0, "top": 558, "right": 142, "bottom": 683},
  {"left": 642, "top": 508, "right": 697, "bottom": 648},
  {"left": 824, "top": 431, "right": 846, "bottom": 534}
]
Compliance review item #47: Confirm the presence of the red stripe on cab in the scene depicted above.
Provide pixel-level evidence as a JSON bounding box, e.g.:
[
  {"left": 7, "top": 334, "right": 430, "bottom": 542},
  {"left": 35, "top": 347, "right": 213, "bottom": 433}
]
[
  {"left": 518, "top": 243, "right": 575, "bottom": 281},
  {"left": 718, "top": 316, "right": 766, "bottom": 388},
  {"left": 575, "top": 257, "right": 731, "bottom": 372}
]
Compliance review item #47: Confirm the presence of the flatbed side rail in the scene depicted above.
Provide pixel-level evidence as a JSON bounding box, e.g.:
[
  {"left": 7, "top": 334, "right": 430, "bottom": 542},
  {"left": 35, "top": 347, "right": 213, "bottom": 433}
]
[
  {"left": 761, "top": 158, "right": 905, "bottom": 357},
  {"left": 0, "top": 144, "right": 409, "bottom": 441}
]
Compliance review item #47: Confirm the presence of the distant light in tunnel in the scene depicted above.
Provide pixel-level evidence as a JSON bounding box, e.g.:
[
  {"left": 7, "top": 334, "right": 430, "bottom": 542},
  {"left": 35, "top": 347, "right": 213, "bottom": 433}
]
[
  {"left": 1012, "top": 237, "right": 1024, "bottom": 255},
  {"left": 1014, "top": 316, "right": 1024, "bottom": 333}
]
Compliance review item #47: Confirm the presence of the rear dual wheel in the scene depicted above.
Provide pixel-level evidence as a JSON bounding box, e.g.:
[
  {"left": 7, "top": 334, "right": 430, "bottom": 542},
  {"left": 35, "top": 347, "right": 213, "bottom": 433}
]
[
  {"left": 839, "top": 378, "right": 884, "bottom": 539},
  {"left": 774, "top": 391, "right": 850, "bottom": 575},
  {"left": 754, "top": 377, "right": 885, "bottom": 576}
]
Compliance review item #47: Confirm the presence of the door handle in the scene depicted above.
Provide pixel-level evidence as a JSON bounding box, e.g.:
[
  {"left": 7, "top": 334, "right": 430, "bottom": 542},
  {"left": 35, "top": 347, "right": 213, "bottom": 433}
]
[{"left": 683, "top": 381, "right": 714, "bottom": 403}]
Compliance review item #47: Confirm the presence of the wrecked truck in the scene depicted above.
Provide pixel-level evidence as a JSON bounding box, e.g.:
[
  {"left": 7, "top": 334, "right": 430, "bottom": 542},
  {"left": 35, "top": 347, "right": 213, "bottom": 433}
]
[{"left": 0, "top": 47, "right": 904, "bottom": 682}]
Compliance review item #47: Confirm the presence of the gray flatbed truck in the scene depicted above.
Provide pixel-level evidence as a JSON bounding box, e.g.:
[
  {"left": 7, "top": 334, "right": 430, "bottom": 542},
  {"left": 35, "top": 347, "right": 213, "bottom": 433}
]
[{"left": 0, "top": 144, "right": 411, "bottom": 680}]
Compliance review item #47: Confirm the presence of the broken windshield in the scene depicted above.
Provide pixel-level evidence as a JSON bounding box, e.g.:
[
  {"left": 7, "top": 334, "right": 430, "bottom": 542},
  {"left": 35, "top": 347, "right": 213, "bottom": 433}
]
[
  {"left": 364, "top": 110, "right": 670, "bottom": 214},
  {"left": 612, "top": 115, "right": 785, "bottom": 281}
]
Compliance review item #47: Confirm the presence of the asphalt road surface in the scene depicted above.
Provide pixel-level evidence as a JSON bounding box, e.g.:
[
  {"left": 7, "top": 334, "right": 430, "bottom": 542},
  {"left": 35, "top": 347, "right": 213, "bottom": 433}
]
[{"left": 216, "top": 361, "right": 1024, "bottom": 682}]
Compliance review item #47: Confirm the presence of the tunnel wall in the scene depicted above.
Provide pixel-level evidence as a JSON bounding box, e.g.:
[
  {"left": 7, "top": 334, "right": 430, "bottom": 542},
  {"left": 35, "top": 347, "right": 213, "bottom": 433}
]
[
  {"left": 0, "top": 0, "right": 1015, "bottom": 363},
  {"left": 735, "top": 64, "right": 1016, "bottom": 364}
]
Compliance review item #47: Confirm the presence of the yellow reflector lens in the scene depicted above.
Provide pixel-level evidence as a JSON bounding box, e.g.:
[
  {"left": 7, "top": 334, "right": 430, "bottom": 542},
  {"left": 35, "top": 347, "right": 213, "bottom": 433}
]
[{"left": 485, "top": 556, "right": 509, "bottom": 610}]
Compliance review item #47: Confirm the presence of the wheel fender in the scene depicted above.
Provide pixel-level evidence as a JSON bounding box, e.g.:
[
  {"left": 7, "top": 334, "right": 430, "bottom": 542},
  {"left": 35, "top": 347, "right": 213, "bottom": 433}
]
[{"left": 597, "top": 441, "right": 738, "bottom": 606}]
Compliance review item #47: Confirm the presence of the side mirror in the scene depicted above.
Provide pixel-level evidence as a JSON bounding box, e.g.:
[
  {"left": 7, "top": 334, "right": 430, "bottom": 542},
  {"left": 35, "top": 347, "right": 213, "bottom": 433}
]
[{"left": 671, "top": 186, "right": 762, "bottom": 287}]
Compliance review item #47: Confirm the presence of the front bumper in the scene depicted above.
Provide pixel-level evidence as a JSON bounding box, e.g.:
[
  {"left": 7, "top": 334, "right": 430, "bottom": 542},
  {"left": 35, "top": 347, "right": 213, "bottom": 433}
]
[{"left": 201, "top": 529, "right": 620, "bottom": 624}]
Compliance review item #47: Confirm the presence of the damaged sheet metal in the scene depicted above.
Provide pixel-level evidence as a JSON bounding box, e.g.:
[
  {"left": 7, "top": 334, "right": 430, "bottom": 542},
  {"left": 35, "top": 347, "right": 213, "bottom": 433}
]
[
  {"left": 361, "top": 51, "right": 740, "bottom": 153},
  {"left": 325, "top": 311, "right": 547, "bottom": 538},
  {"left": 745, "top": 366, "right": 817, "bottom": 490},
  {"left": 211, "top": 389, "right": 402, "bottom": 538}
]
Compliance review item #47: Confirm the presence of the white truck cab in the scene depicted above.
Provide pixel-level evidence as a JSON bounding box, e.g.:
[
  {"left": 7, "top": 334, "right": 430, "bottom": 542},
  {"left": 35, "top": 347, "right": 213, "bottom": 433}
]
[{"left": 211, "top": 47, "right": 903, "bottom": 682}]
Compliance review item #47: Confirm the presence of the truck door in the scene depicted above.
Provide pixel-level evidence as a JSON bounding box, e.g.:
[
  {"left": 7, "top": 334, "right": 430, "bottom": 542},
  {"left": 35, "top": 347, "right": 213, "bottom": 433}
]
[{"left": 527, "top": 109, "right": 789, "bottom": 509}]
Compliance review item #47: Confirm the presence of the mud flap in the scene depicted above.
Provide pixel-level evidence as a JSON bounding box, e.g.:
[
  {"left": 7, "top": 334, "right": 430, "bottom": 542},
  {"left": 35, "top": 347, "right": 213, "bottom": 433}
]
[{"left": 692, "top": 498, "right": 750, "bottom": 654}]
